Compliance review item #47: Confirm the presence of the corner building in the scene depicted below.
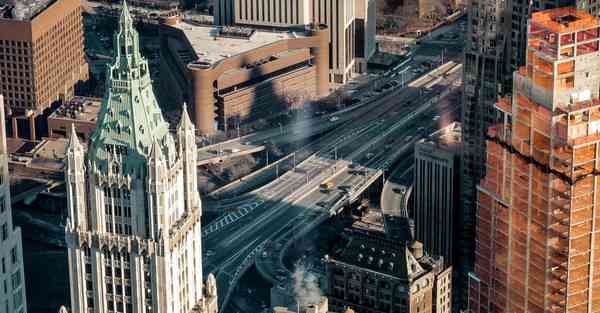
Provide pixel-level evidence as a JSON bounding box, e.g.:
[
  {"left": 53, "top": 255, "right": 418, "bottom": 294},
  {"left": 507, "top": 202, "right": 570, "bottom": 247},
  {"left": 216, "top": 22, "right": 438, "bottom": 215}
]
[
  {"left": 65, "top": 4, "right": 217, "bottom": 313},
  {"left": 160, "top": 19, "right": 330, "bottom": 135},
  {"left": 470, "top": 8, "right": 600, "bottom": 313},
  {"left": 0, "top": 0, "right": 88, "bottom": 139}
]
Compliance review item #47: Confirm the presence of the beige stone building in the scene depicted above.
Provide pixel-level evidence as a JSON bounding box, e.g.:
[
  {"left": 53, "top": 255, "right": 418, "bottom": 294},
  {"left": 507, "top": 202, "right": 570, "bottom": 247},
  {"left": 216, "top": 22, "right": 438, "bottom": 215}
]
[
  {"left": 0, "top": 95, "right": 27, "bottom": 313},
  {"left": 65, "top": 5, "right": 217, "bottom": 313}
]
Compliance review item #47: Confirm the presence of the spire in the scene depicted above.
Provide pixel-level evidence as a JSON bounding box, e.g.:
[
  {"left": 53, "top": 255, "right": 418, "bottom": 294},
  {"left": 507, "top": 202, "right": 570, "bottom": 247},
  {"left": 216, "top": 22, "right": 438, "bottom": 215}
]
[
  {"left": 68, "top": 124, "right": 82, "bottom": 151},
  {"left": 120, "top": 0, "right": 132, "bottom": 28},
  {"left": 178, "top": 103, "right": 194, "bottom": 131}
]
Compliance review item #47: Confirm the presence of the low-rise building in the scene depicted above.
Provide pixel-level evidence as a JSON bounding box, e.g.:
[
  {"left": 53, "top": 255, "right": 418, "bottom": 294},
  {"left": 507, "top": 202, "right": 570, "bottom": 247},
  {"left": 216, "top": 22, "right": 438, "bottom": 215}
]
[
  {"left": 160, "top": 20, "right": 329, "bottom": 134},
  {"left": 47, "top": 97, "right": 101, "bottom": 141},
  {"left": 324, "top": 230, "right": 452, "bottom": 313}
]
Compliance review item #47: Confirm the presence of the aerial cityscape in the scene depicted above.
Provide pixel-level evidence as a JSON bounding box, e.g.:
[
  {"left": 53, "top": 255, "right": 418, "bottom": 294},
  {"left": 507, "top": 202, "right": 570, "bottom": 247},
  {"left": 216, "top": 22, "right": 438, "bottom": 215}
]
[{"left": 0, "top": 0, "right": 599, "bottom": 311}]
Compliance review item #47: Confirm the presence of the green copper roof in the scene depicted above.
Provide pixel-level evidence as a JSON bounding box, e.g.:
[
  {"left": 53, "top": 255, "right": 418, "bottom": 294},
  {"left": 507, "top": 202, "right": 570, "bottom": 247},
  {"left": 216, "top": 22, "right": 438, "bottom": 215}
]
[{"left": 89, "top": 1, "right": 173, "bottom": 172}]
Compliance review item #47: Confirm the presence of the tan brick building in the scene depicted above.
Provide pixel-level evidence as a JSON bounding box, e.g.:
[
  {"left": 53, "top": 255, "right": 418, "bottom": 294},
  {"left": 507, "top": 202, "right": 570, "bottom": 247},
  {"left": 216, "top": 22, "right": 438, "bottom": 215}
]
[
  {"left": 0, "top": 0, "right": 88, "bottom": 139},
  {"left": 160, "top": 18, "right": 329, "bottom": 134}
]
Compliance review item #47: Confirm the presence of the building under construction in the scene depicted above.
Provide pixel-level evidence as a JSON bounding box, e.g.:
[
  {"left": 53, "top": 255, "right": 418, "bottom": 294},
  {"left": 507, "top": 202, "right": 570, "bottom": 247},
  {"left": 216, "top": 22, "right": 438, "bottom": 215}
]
[
  {"left": 460, "top": 0, "right": 600, "bottom": 309},
  {"left": 470, "top": 8, "right": 600, "bottom": 313}
]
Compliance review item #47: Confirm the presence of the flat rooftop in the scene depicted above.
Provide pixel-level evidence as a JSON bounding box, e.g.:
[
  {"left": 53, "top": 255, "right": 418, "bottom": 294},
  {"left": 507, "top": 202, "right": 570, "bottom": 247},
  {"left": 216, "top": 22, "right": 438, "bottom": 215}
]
[
  {"left": 531, "top": 7, "right": 598, "bottom": 33},
  {"left": 0, "top": 0, "right": 55, "bottom": 21},
  {"left": 172, "top": 20, "right": 306, "bottom": 64},
  {"left": 48, "top": 97, "right": 101, "bottom": 123}
]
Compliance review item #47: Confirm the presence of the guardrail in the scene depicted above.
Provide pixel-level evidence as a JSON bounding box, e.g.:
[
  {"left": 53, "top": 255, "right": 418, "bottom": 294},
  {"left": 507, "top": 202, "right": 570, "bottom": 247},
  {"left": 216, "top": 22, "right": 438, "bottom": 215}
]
[
  {"left": 219, "top": 241, "right": 266, "bottom": 309},
  {"left": 207, "top": 152, "right": 297, "bottom": 198}
]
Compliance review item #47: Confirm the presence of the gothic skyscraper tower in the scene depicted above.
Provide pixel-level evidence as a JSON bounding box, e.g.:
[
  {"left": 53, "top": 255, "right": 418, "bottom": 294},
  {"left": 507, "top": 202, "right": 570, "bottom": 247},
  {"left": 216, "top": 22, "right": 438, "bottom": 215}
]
[{"left": 65, "top": 3, "right": 216, "bottom": 313}]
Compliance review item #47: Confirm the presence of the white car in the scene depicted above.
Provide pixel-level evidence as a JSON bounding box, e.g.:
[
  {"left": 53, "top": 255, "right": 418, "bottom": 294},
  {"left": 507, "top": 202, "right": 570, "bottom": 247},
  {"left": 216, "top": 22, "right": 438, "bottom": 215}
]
[{"left": 433, "top": 115, "right": 441, "bottom": 121}]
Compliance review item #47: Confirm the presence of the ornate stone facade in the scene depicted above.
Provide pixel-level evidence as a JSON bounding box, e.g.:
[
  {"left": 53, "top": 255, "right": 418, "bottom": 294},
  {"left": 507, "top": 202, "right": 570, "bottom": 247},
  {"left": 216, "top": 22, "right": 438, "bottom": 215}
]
[{"left": 64, "top": 3, "right": 217, "bottom": 313}]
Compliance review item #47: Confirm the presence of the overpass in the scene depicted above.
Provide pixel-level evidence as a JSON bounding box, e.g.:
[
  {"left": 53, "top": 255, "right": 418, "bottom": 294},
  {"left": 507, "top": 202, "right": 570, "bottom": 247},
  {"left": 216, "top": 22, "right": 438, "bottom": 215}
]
[
  {"left": 11, "top": 180, "right": 63, "bottom": 205},
  {"left": 202, "top": 61, "right": 463, "bottom": 310}
]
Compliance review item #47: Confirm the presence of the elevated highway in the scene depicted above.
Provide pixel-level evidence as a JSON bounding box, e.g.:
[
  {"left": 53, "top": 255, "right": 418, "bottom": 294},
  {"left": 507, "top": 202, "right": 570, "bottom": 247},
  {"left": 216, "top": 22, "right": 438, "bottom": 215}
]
[{"left": 201, "top": 61, "right": 463, "bottom": 311}]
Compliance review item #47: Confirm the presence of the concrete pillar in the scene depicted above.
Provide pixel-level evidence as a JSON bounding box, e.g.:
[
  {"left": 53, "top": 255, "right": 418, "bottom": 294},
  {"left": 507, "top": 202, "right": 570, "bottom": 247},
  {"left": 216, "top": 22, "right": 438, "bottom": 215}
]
[
  {"left": 188, "top": 62, "right": 217, "bottom": 136},
  {"left": 28, "top": 115, "right": 36, "bottom": 141},
  {"left": 310, "top": 24, "right": 330, "bottom": 97},
  {"left": 11, "top": 117, "right": 17, "bottom": 139}
]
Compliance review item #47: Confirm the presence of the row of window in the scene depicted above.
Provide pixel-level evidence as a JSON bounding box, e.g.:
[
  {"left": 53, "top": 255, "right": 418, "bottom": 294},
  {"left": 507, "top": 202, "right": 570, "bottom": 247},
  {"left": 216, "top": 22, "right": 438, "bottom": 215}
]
[
  {"left": 0, "top": 70, "right": 30, "bottom": 80},
  {"left": 1, "top": 248, "right": 19, "bottom": 274},
  {"left": 0, "top": 41, "right": 28, "bottom": 48}
]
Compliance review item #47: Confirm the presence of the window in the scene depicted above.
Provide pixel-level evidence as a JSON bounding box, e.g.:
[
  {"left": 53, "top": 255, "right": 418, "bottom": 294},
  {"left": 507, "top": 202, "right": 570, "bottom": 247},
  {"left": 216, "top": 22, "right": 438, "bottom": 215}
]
[
  {"left": 11, "top": 270, "right": 20, "bottom": 289},
  {"left": 10, "top": 247, "right": 17, "bottom": 265}
]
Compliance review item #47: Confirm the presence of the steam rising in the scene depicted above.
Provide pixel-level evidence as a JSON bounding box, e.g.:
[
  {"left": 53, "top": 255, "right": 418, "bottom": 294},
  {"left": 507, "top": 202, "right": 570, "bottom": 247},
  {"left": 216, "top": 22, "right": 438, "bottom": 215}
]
[
  {"left": 292, "top": 262, "right": 321, "bottom": 308},
  {"left": 12, "top": 1, "right": 25, "bottom": 20}
]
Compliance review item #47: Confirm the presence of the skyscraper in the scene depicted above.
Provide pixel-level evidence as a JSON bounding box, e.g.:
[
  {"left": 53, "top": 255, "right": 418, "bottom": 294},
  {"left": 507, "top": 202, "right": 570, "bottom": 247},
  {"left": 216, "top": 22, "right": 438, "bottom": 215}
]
[
  {"left": 64, "top": 3, "right": 217, "bottom": 313},
  {"left": 0, "top": 95, "right": 27, "bottom": 313},
  {"left": 0, "top": 0, "right": 89, "bottom": 140},
  {"left": 470, "top": 8, "right": 600, "bottom": 312},
  {"left": 461, "top": 0, "right": 599, "bottom": 308},
  {"left": 413, "top": 122, "right": 461, "bottom": 268}
]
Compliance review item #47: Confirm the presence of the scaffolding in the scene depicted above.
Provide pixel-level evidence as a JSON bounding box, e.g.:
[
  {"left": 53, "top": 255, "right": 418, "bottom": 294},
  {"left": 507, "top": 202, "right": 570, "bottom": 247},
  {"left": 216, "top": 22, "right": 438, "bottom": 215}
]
[{"left": 471, "top": 8, "right": 600, "bottom": 313}]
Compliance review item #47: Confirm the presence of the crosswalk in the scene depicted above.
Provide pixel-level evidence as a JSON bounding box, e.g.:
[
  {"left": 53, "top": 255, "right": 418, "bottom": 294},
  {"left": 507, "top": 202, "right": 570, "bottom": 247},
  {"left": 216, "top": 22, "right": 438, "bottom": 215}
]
[{"left": 202, "top": 200, "right": 264, "bottom": 237}]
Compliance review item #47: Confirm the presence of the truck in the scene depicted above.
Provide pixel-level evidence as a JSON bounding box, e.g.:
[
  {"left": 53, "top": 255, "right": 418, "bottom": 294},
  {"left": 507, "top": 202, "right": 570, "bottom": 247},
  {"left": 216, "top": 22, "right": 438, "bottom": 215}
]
[{"left": 320, "top": 181, "right": 335, "bottom": 193}]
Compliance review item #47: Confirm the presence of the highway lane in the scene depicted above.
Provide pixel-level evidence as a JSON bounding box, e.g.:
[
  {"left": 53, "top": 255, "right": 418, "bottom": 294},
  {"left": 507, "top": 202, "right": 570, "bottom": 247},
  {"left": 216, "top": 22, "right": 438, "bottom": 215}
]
[
  {"left": 202, "top": 63, "right": 462, "bottom": 246},
  {"left": 204, "top": 61, "right": 457, "bottom": 205},
  {"left": 202, "top": 64, "right": 463, "bottom": 310},
  {"left": 253, "top": 80, "right": 462, "bottom": 287}
]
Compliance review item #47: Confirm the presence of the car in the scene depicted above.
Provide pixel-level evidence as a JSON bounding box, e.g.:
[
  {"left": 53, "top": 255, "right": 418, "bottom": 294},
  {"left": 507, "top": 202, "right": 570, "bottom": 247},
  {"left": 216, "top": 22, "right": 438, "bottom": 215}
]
[
  {"left": 262, "top": 251, "right": 268, "bottom": 258},
  {"left": 404, "top": 136, "right": 413, "bottom": 142},
  {"left": 329, "top": 116, "right": 340, "bottom": 122},
  {"left": 205, "top": 250, "right": 215, "bottom": 257},
  {"left": 433, "top": 115, "right": 441, "bottom": 121},
  {"left": 366, "top": 152, "right": 375, "bottom": 159}
]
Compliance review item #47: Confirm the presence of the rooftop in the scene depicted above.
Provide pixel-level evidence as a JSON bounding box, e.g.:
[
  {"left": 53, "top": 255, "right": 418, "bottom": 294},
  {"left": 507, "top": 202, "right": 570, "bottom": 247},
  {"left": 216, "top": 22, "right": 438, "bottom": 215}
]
[
  {"left": 0, "top": 0, "right": 56, "bottom": 21},
  {"left": 531, "top": 7, "right": 598, "bottom": 33},
  {"left": 328, "top": 232, "right": 428, "bottom": 281},
  {"left": 48, "top": 97, "right": 101, "bottom": 123},
  {"left": 172, "top": 20, "right": 306, "bottom": 65}
]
